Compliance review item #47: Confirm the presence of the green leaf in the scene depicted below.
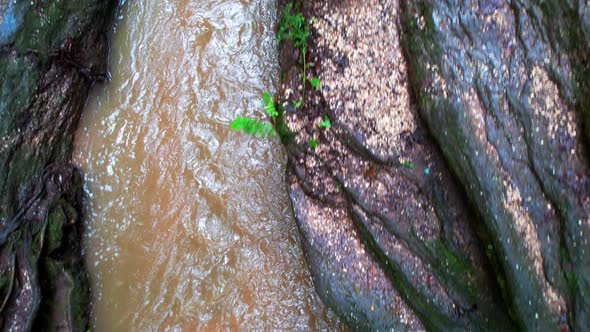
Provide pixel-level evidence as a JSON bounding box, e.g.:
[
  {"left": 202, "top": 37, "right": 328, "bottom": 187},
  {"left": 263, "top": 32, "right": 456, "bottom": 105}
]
[
  {"left": 262, "top": 91, "right": 278, "bottom": 117},
  {"left": 277, "top": 3, "right": 309, "bottom": 55},
  {"left": 277, "top": 4, "right": 310, "bottom": 105},
  {"left": 294, "top": 98, "right": 304, "bottom": 109},
  {"left": 308, "top": 77, "right": 321, "bottom": 90},
  {"left": 309, "top": 137, "right": 318, "bottom": 148},
  {"left": 319, "top": 115, "right": 331, "bottom": 129},
  {"left": 230, "top": 116, "right": 276, "bottom": 138},
  {"left": 402, "top": 161, "right": 414, "bottom": 169}
]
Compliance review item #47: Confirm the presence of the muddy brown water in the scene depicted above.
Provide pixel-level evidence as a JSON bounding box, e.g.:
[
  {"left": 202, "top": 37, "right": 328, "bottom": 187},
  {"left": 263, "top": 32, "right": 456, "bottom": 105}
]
[{"left": 73, "top": 0, "right": 343, "bottom": 330}]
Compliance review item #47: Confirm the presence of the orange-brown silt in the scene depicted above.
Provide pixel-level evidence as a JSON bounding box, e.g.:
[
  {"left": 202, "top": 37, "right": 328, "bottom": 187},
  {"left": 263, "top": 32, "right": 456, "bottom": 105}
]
[{"left": 73, "top": 0, "right": 344, "bottom": 330}]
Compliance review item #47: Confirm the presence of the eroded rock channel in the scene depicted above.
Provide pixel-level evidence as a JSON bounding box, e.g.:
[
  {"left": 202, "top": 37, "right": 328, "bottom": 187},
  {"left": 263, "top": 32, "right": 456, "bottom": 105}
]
[{"left": 1, "top": 0, "right": 589, "bottom": 330}]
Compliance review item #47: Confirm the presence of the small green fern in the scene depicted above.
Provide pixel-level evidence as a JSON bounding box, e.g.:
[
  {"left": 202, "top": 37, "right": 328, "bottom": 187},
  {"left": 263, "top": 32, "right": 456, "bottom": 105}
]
[
  {"left": 278, "top": 3, "right": 314, "bottom": 100},
  {"left": 262, "top": 91, "right": 278, "bottom": 117},
  {"left": 277, "top": 3, "right": 309, "bottom": 54},
  {"left": 230, "top": 116, "right": 276, "bottom": 138},
  {"left": 230, "top": 92, "right": 279, "bottom": 139}
]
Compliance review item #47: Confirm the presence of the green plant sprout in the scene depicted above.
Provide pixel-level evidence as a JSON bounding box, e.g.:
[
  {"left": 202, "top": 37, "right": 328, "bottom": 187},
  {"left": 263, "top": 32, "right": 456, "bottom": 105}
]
[
  {"left": 277, "top": 4, "right": 309, "bottom": 54},
  {"left": 308, "top": 77, "right": 321, "bottom": 90},
  {"left": 309, "top": 137, "right": 318, "bottom": 148},
  {"left": 295, "top": 98, "right": 304, "bottom": 109},
  {"left": 230, "top": 92, "right": 278, "bottom": 138},
  {"left": 402, "top": 161, "right": 415, "bottom": 169},
  {"left": 230, "top": 116, "right": 276, "bottom": 138},
  {"left": 277, "top": 3, "right": 312, "bottom": 100},
  {"left": 262, "top": 91, "right": 278, "bottom": 117},
  {"left": 319, "top": 115, "right": 331, "bottom": 129}
]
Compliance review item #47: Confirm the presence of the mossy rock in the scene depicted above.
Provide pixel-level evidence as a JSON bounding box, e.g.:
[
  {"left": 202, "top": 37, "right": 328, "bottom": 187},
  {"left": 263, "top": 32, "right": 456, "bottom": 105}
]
[{"left": 0, "top": 0, "right": 117, "bottom": 330}]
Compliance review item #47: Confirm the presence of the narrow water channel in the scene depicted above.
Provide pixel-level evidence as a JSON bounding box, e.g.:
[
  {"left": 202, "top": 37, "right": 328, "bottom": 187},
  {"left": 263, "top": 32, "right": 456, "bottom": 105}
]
[{"left": 73, "top": 0, "right": 343, "bottom": 330}]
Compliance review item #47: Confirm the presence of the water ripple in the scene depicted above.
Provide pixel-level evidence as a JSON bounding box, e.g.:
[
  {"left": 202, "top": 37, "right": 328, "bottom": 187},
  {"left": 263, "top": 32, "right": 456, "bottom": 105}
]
[{"left": 74, "top": 0, "right": 344, "bottom": 330}]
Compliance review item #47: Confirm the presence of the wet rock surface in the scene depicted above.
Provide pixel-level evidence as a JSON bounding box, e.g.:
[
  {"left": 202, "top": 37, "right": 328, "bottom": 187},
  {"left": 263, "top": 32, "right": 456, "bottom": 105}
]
[
  {"left": 402, "top": 0, "right": 590, "bottom": 330},
  {"left": 278, "top": 0, "right": 589, "bottom": 330},
  {"left": 0, "top": 0, "right": 116, "bottom": 330}
]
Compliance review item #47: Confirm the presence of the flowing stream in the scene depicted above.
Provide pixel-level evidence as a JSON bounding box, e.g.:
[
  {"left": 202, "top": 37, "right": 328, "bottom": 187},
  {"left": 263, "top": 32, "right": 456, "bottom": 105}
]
[{"left": 73, "top": 0, "right": 343, "bottom": 330}]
